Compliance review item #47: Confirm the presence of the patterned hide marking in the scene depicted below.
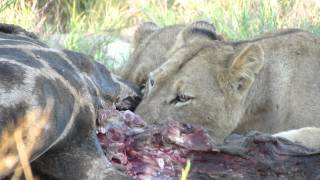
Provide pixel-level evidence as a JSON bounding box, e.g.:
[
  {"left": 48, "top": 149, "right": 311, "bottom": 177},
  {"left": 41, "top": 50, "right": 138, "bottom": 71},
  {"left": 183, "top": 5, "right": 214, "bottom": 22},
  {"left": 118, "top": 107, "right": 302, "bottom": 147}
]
[
  {"left": 73, "top": 105, "right": 94, "bottom": 136},
  {"left": 0, "top": 102, "right": 28, "bottom": 135},
  {"left": 29, "top": 106, "right": 99, "bottom": 180},
  {"left": 55, "top": 105, "right": 94, "bottom": 148},
  {"left": 92, "top": 62, "right": 120, "bottom": 102},
  {"left": 83, "top": 76, "right": 103, "bottom": 110},
  {"left": 0, "top": 40, "right": 43, "bottom": 47},
  {"left": 32, "top": 76, "right": 75, "bottom": 150},
  {"left": 63, "top": 50, "right": 95, "bottom": 74},
  {"left": 0, "top": 32, "right": 47, "bottom": 47},
  {"left": 0, "top": 23, "right": 140, "bottom": 179},
  {"left": 0, "top": 48, "right": 44, "bottom": 68},
  {"left": 32, "top": 50, "right": 84, "bottom": 92},
  {"left": 0, "top": 61, "right": 26, "bottom": 91}
]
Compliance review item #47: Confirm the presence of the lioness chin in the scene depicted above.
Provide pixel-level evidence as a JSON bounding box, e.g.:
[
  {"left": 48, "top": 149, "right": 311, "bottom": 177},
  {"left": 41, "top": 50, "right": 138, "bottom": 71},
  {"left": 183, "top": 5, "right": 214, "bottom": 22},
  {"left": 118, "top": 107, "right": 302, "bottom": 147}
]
[{"left": 136, "top": 27, "right": 320, "bottom": 142}]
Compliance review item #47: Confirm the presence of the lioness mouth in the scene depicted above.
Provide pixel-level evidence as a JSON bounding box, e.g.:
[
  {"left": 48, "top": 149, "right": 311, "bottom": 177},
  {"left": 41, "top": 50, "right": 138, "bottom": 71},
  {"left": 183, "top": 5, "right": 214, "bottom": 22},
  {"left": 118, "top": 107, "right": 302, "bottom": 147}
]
[{"left": 95, "top": 107, "right": 320, "bottom": 179}]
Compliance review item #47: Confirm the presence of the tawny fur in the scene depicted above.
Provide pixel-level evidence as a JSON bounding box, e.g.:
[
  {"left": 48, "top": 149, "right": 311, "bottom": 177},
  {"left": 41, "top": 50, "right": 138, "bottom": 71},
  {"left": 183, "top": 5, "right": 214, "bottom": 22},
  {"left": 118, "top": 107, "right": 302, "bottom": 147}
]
[
  {"left": 118, "top": 21, "right": 221, "bottom": 89},
  {"left": 273, "top": 127, "right": 320, "bottom": 149},
  {"left": 136, "top": 28, "right": 320, "bottom": 142}
]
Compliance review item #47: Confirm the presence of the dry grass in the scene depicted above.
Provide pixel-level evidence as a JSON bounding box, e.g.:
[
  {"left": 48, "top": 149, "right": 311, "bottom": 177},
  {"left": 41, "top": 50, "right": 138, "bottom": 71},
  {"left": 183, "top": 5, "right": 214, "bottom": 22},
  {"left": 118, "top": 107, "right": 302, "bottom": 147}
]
[
  {"left": 0, "top": 99, "right": 53, "bottom": 180},
  {"left": 0, "top": 0, "right": 319, "bottom": 69},
  {"left": 1, "top": 0, "right": 319, "bottom": 38}
]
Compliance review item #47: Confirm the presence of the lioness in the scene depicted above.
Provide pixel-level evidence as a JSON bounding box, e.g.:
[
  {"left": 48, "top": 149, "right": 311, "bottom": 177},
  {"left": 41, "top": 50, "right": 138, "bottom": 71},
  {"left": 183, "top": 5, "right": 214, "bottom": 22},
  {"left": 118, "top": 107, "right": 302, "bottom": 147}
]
[
  {"left": 135, "top": 27, "right": 320, "bottom": 141},
  {"left": 118, "top": 21, "right": 222, "bottom": 90}
]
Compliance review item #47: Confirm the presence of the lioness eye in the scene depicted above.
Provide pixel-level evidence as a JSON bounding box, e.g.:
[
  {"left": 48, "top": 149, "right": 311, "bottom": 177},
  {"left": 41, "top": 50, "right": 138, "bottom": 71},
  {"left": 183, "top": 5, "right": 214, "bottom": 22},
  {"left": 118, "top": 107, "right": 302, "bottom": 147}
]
[
  {"left": 170, "top": 93, "right": 194, "bottom": 104},
  {"left": 177, "top": 94, "right": 193, "bottom": 102}
]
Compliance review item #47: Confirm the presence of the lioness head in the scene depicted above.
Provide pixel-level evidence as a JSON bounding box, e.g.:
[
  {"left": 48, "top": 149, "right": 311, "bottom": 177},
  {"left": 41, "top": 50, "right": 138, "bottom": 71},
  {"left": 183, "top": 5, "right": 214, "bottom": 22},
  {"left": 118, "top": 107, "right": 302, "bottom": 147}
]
[
  {"left": 119, "top": 21, "right": 222, "bottom": 91},
  {"left": 135, "top": 28, "right": 264, "bottom": 140}
]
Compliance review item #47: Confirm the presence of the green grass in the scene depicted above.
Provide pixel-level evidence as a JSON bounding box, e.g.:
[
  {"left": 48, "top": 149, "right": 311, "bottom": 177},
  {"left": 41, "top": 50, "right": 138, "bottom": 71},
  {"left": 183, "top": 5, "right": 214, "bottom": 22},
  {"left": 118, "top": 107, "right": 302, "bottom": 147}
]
[
  {"left": 180, "top": 159, "right": 191, "bottom": 180},
  {"left": 1, "top": 0, "right": 320, "bottom": 70}
]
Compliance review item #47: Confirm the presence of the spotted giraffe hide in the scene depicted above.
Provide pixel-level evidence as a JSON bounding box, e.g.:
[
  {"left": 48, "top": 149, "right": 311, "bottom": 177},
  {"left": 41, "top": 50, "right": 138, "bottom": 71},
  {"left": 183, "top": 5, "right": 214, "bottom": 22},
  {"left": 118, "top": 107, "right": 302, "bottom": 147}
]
[{"left": 0, "top": 23, "right": 139, "bottom": 180}]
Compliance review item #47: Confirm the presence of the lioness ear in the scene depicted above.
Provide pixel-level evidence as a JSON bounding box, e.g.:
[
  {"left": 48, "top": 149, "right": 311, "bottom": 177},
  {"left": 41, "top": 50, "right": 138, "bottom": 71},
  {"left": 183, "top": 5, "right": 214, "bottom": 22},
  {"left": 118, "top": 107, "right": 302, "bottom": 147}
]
[
  {"left": 133, "top": 22, "right": 159, "bottom": 49},
  {"left": 180, "top": 21, "right": 221, "bottom": 42},
  {"left": 229, "top": 43, "right": 264, "bottom": 96},
  {"left": 167, "top": 21, "right": 222, "bottom": 57}
]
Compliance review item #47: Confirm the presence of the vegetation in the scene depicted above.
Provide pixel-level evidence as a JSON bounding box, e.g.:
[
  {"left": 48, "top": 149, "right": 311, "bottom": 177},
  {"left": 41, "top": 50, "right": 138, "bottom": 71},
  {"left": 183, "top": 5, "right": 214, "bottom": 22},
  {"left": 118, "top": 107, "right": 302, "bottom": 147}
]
[
  {"left": 0, "top": 0, "right": 319, "bottom": 69},
  {"left": 180, "top": 159, "right": 191, "bottom": 180}
]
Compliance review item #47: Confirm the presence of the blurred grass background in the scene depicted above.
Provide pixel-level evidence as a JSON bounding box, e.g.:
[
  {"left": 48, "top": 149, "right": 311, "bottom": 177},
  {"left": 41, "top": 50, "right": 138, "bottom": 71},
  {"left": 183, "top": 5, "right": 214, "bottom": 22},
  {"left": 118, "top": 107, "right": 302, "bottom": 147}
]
[{"left": 0, "top": 0, "right": 320, "bottom": 70}]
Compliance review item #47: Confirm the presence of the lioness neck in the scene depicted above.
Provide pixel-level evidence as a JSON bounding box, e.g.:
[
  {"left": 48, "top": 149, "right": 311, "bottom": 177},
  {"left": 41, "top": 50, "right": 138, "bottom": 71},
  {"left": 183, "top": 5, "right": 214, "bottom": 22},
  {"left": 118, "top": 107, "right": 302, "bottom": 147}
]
[{"left": 235, "top": 30, "right": 320, "bottom": 134}]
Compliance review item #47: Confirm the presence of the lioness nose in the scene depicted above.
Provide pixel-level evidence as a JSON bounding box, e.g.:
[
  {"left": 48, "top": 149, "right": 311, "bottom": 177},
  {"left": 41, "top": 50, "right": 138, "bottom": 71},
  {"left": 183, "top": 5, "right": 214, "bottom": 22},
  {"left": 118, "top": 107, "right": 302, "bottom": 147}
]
[
  {"left": 135, "top": 103, "right": 145, "bottom": 116},
  {"left": 135, "top": 102, "right": 158, "bottom": 123}
]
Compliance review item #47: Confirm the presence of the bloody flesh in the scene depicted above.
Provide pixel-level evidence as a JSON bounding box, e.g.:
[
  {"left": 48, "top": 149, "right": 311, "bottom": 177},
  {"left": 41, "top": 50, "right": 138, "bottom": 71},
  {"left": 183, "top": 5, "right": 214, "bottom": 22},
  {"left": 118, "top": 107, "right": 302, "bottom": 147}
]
[{"left": 97, "top": 108, "right": 320, "bottom": 180}]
